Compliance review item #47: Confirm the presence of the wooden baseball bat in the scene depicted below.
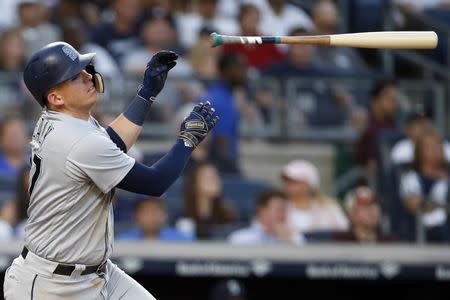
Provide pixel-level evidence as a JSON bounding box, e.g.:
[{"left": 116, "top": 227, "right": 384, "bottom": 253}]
[{"left": 210, "top": 31, "right": 438, "bottom": 49}]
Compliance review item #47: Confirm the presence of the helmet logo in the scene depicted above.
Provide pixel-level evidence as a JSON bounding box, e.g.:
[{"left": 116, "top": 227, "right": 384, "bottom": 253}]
[{"left": 62, "top": 45, "right": 77, "bottom": 61}]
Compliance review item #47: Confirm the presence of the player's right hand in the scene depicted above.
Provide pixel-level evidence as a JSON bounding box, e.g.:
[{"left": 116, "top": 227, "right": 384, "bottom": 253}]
[
  {"left": 137, "top": 50, "right": 178, "bottom": 101},
  {"left": 179, "top": 101, "right": 219, "bottom": 148}
]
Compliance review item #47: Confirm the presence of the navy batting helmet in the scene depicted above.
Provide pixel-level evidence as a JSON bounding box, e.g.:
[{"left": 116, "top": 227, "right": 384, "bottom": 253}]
[{"left": 23, "top": 41, "right": 104, "bottom": 107}]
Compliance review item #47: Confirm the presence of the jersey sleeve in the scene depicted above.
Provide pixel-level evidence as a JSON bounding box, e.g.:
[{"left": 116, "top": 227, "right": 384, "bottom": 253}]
[{"left": 66, "top": 132, "right": 135, "bottom": 193}]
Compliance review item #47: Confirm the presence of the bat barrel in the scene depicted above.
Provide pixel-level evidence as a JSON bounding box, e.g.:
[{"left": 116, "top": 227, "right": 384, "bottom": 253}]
[{"left": 329, "top": 31, "right": 438, "bottom": 49}]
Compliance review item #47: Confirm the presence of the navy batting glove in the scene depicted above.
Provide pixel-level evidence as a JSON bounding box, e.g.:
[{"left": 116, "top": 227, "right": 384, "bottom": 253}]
[
  {"left": 137, "top": 50, "right": 178, "bottom": 101},
  {"left": 179, "top": 101, "right": 219, "bottom": 148}
]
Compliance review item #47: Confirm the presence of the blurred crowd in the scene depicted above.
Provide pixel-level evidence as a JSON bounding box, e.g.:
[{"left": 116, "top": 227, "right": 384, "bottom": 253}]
[{"left": 0, "top": 0, "right": 449, "bottom": 249}]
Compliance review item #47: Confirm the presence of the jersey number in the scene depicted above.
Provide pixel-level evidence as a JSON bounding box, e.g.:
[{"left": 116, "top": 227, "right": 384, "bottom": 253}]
[{"left": 29, "top": 154, "right": 42, "bottom": 196}]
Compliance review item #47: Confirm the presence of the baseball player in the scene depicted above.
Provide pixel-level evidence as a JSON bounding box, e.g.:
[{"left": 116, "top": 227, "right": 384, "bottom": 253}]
[{"left": 3, "top": 42, "right": 218, "bottom": 299}]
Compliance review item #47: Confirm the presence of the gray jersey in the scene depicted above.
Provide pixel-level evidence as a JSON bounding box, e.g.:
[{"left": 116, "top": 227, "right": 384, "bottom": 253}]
[{"left": 24, "top": 109, "right": 135, "bottom": 265}]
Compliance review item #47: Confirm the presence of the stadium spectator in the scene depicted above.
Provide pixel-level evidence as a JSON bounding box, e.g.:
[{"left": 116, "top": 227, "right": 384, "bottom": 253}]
[
  {"left": 52, "top": 0, "right": 102, "bottom": 29},
  {"left": 17, "top": 0, "right": 60, "bottom": 58},
  {"left": 400, "top": 129, "right": 449, "bottom": 243},
  {"left": 187, "top": 25, "right": 220, "bottom": 81},
  {"left": 178, "top": 161, "right": 237, "bottom": 239},
  {"left": 0, "top": 28, "right": 26, "bottom": 72},
  {"left": 90, "top": 0, "right": 141, "bottom": 63},
  {"left": 205, "top": 53, "right": 248, "bottom": 173},
  {"left": 121, "top": 9, "right": 192, "bottom": 77},
  {"left": 0, "top": 116, "right": 28, "bottom": 179},
  {"left": 222, "top": 3, "right": 284, "bottom": 71},
  {"left": 210, "top": 279, "right": 248, "bottom": 300},
  {"left": 391, "top": 111, "right": 450, "bottom": 165},
  {"left": 117, "top": 196, "right": 193, "bottom": 241},
  {"left": 229, "top": 188, "right": 305, "bottom": 245},
  {"left": 356, "top": 80, "right": 399, "bottom": 173},
  {"left": 311, "top": 0, "right": 369, "bottom": 75},
  {"left": 257, "top": 0, "right": 314, "bottom": 36},
  {"left": 333, "top": 186, "right": 394, "bottom": 243},
  {"left": 265, "top": 28, "right": 359, "bottom": 128},
  {"left": 175, "top": 0, "right": 238, "bottom": 49},
  {"left": 281, "top": 160, "right": 349, "bottom": 234},
  {"left": 264, "top": 27, "right": 323, "bottom": 77},
  {"left": 0, "top": 27, "right": 28, "bottom": 112}
]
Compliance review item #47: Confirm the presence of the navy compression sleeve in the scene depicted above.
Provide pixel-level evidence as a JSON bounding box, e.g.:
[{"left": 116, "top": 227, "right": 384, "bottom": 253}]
[
  {"left": 106, "top": 126, "right": 127, "bottom": 152},
  {"left": 117, "top": 140, "right": 193, "bottom": 196},
  {"left": 123, "top": 95, "right": 153, "bottom": 126}
]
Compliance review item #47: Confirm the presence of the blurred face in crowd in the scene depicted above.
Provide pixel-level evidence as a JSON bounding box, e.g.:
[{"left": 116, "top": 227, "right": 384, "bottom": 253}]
[
  {"left": 348, "top": 187, "right": 380, "bottom": 231},
  {"left": 135, "top": 199, "right": 167, "bottom": 238},
  {"left": 407, "top": 118, "right": 431, "bottom": 141},
  {"left": 198, "top": 0, "right": 218, "bottom": 19},
  {"left": 239, "top": 5, "right": 260, "bottom": 35},
  {"left": 289, "top": 44, "right": 315, "bottom": 67},
  {"left": 372, "top": 84, "right": 398, "bottom": 121},
  {"left": 0, "top": 118, "right": 27, "bottom": 155},
  {"left": 0, "top": 30, "right": 26, "bottom": 70},
  {"left": 223, "top": 56, "right": 248, "bottom": 87},
  {"left": 258, "top": 196, "right": 288, "bottom": 234},
  {"left": 141, "top": 18, "right": 176, "bottom": 50},
  {"left": 282, "top": 177, "right": 314, "bottom": 200},
  {"left": 18, "top": 3, "right": 43, "bottom": 27},
  {"left": 196, "top": 164, "right": 222, "bottom": 199},
  {"left": 312, "top": 0, "right": 339, "bottom": 34},
  {"left": 113, "top": 0, "right": 140, "bottom": 22},
  {"left": 417, "top": 134, "right": 444, "bottom": 168}
]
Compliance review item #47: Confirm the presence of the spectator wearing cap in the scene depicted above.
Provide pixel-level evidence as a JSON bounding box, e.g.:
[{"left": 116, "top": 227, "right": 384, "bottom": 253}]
[
  {"left": 332, "top": 186, "right": 394, "bottom": 243},
  {"left": 210, "top": 279, "right": 247, "bottom": 300},
  {"left": 282, "top": 160, "right": 349, "bottom": 234},
  {"left": 391, "top": 111, "right": 450, "bottom": 165},
  {"left": 229, "top": 188, "right": 305, "bottom": 245},
  {"left": 117, "top": 196, "right": 194, "bottom": 241},
  {"left": 356, "top": 80, "right": 399, "bottom": 173}
]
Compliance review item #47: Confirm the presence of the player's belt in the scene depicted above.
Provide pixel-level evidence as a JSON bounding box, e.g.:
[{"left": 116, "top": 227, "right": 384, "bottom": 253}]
[{"left": 21, "top": 247, "right": 106, "bottom": 276}]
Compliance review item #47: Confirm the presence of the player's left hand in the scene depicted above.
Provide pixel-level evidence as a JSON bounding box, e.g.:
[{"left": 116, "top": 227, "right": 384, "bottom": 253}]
[
  {"left": 138, "top": 50, "right": 178, "bottom": 101},
  {"left": 179, "top": 101, "right": 219, "bottom": 148}
]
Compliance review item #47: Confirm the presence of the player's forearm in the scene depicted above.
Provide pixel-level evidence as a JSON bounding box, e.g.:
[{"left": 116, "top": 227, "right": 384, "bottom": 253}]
[
  {"left": 108, "top": 114, "right": 142, "bottom": 151},
  {"left": 116, "top": 139, "right": 193, "bottom": 196},
  {"left": 108, "top": 95, "right": 153, "bottom": 150}
]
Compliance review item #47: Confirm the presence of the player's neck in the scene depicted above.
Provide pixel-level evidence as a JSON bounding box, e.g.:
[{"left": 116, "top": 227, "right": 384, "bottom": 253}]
[
  {"left": 63, "top": 109, "right": 90, "bottom": 121},
  {"left": 50, "top": 106, "right": 91, "bottom": 121}
]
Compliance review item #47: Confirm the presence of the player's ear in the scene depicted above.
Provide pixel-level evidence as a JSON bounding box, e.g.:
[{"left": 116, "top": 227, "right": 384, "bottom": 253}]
[{"left": 46, "top": 90, "right": 64, "bottom": 107}]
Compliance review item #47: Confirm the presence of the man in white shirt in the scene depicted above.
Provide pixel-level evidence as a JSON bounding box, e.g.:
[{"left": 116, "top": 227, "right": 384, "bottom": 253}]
[{"left": 229, "top": 189, "right": 305, "bottom": 245}]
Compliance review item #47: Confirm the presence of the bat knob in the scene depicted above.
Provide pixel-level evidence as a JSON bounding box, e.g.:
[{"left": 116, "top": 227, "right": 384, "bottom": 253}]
[{"left": 210, "top": 32, "right": 222, "bottom": 48}]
